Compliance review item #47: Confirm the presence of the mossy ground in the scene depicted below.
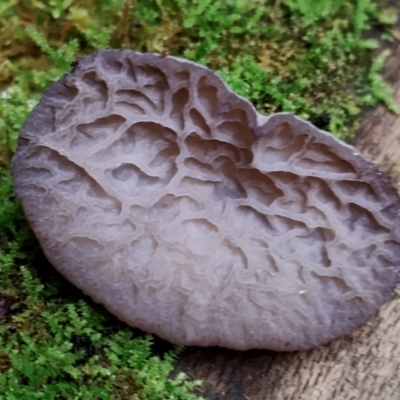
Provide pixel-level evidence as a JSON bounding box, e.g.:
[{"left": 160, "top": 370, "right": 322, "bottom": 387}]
[{"left": 0, "top": 0, "right": 398, "bottom": 399}]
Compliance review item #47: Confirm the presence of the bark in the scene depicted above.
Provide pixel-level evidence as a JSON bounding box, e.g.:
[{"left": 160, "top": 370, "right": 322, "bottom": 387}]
[
  {"left": 357, "top": 45, "right": 400, "bottom": 192},
  {"left": 177, "top": 291, "right": 400, "bottom": 400}
]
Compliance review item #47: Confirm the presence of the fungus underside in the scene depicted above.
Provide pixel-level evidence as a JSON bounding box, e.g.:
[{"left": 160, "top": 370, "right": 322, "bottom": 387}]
[{"left": 0, "top": 0, "right": 398, "bottom": 398}]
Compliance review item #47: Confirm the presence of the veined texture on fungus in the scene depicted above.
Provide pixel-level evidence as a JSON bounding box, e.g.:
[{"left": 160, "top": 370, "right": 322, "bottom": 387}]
[{"left": 11, "top": 50, "right": 400, "bottom": 351}]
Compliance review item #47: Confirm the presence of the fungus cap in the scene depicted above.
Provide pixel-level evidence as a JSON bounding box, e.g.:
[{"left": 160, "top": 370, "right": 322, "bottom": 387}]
[{"left": 11, "top": 49, "right": 400, "bottom": 351}]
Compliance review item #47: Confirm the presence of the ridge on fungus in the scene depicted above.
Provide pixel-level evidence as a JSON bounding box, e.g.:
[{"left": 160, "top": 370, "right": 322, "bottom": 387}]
[{"left": 11, "top": 50, "right": 400, "bottom": 351}]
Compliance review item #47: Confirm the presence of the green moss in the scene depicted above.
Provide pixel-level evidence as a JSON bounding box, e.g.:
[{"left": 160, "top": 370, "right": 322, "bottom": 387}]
[
  {"left": 0, "top": 0, "right": 398, "bottom": 398},
  {"left": 0, "top": 169, "right": 203, "bottom": 399}
]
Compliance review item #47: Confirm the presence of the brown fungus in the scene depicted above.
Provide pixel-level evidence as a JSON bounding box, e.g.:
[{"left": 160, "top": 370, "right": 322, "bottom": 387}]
[{"left": 11, "top": 50, "right": 400, "bottom": 351}]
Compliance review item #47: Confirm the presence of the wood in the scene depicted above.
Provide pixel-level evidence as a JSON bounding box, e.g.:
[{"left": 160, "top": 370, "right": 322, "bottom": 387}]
[
  {"left": 357, "top": 45, "right": 400, "bottom": 191},
  {"left": 177, "top": 289, "right": 400, "bottom": 400},
  {"left": 176, "top": 24, "right": 400, "bottom": 400}
]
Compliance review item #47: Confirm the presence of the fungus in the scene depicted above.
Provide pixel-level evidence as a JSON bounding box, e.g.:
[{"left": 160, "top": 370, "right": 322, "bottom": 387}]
[{"left": 11, "top": 50, "right": 400, "bottom": 351}]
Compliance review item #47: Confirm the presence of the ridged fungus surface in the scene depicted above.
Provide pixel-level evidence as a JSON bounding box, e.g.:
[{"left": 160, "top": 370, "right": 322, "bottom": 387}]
[{"left": 11, "top": 50, "right": 400, "bottom": 351}]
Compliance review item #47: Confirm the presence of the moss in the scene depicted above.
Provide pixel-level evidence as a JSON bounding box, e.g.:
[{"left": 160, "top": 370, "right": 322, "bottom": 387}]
[{"left": 0, "top": 0, "right": 398, "bottom": 398}]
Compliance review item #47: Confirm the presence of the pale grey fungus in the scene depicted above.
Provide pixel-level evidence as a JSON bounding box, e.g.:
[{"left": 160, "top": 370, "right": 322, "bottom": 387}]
[{"left": 11, "top": 50, "right": 400, "bottom": 351}]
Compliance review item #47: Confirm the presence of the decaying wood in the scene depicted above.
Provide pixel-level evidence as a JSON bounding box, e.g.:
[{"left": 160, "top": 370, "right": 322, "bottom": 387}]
[
  {"left": 357, "top": 45, "right": 400, "bottom": 192},
  {"left": 176, "top": 29, "right": 400, "bottom": 400},
  {"left": 177, "top": 288, "right": 400, "bottom": 400}
]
